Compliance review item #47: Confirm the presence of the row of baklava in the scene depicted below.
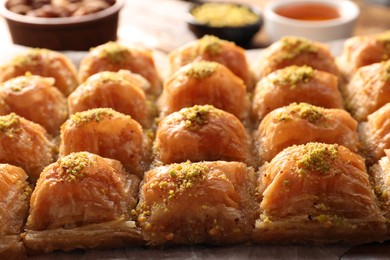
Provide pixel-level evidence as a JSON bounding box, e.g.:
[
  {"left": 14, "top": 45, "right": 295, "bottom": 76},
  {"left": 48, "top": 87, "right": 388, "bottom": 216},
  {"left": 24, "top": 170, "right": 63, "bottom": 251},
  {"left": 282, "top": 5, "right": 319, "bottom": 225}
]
[{"left": 1, "top": 30, "right": 390, "bottom": 257}]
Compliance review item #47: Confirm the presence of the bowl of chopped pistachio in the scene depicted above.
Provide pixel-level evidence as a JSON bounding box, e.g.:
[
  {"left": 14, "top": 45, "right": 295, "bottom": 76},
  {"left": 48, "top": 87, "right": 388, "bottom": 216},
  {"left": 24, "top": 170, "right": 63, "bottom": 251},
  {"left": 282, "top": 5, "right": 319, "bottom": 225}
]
[
  {"left": 0, "top": 0, "right": 125, "bottom": 51},
  {"left": 186, "top": 2, "right": 262, "bottom": 47}
]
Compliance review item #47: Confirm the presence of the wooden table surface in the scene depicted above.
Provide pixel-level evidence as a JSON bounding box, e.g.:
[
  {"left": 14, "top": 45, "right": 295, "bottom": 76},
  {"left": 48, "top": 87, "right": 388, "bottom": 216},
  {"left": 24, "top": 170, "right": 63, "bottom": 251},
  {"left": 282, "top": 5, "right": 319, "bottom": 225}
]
[{"left": 1, "top": 0, "right": 390, "bottom": 53}]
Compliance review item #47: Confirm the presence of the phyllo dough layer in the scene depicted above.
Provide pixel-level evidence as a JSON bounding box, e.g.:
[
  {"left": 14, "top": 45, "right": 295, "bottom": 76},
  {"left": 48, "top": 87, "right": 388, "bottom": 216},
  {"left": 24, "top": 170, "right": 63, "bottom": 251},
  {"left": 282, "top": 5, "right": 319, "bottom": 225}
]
[
  {"left": 23, "top": 152, "right": 141, "bottom": 254},
  {"left": 137, "top": 161, "right": 257, "bottom": 246},
  {"left": 253, "top": 143, "right": 386, "bottom": 244}
]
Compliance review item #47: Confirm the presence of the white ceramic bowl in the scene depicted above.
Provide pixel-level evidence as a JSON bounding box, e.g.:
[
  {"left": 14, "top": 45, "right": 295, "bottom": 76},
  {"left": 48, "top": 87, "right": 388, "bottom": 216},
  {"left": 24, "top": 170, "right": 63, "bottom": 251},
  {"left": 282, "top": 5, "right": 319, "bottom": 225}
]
[{"left": 263, "top": 0, "right": 360, "bottom": 43}]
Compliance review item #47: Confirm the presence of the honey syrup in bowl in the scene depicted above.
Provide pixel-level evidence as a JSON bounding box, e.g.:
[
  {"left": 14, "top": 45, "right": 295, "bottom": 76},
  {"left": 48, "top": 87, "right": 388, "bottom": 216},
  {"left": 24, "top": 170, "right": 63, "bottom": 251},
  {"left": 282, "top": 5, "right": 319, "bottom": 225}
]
[{"left": 275, "top": 3, "right": 340, "bottom": 21}]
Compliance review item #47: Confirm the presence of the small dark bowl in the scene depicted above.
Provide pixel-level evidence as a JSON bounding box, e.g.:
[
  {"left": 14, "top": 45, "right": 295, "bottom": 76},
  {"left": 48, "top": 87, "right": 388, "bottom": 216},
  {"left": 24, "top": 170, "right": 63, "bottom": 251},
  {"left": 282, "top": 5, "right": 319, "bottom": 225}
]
[
  {"left": 186, "top": 2, "right": 262, "bottom": 47},
  {"left": 0, "top": 0, "right": 125, "bottom": 51}
]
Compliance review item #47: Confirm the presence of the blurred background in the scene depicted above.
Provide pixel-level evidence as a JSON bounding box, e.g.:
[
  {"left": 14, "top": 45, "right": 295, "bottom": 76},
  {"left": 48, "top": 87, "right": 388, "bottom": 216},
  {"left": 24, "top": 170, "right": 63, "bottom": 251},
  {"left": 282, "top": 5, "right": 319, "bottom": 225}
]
[{"left": 1, "top": 0, "right": 390, "bottom": 53}]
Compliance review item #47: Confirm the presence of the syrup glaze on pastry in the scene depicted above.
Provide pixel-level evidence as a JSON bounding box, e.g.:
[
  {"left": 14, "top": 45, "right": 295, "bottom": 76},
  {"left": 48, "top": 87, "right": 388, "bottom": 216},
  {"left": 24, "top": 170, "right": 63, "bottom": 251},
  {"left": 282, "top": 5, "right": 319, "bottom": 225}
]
[
  {"left": 256, "top": 103, "right": 358, "bottom": 163},
  {"left": 154, "top": 105, "right": 254, "bottom": 166},
  {"left": 254, "top": 143, "right": 386, "bottom": 244},
  {"left": 0, "top": 74, "right": 68, "bottom": 135},
  {"left": 24, "top": 152, "right": 141, "bottom": 253},
  {"left": 0, "top": 48, "right": 78, "bottom": 96},
  {"left": 137, "top": 161, "right": 257, "bottom": 246}
]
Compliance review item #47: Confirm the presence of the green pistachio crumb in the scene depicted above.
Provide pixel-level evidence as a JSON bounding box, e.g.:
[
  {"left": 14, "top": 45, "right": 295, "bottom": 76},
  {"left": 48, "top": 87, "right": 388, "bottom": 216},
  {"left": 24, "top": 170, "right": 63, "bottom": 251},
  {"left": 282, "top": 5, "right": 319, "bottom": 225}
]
[
  {"left": 198, "top": 35, "right": 227, "bottom": 55},
  {"left": 70, "top": 108, "right": 121, "bottom": 126},
  {"left": 296, "top": 143, "right": 339, "bottom": 175},
  {"left": 58, "top": 152, "right": 93, "bottom": 182},
  {"left": 185, "top": 61, "right": 219, "bottom": 79},
  {"left": 97, "top": 42, "right": 129, "bottom": 64},
  {"left": 0, "top": 113, "right": 21, "bottom": 137},
  {"left": 276, "top": 37, "right": 318, "bottom": 62},
  {"left": 271, "top": 65, "right": 314, "bottom": 88},
  {"left": 180, "top": 105, "right": 213, "bottom": 129}
]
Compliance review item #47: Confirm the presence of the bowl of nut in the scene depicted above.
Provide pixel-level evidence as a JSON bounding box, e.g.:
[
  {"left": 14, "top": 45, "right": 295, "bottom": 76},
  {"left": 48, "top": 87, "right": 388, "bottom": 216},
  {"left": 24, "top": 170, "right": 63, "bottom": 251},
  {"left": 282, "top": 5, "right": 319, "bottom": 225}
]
[{"left": 0, "top": 0, "right": 125, "bottom": 51}]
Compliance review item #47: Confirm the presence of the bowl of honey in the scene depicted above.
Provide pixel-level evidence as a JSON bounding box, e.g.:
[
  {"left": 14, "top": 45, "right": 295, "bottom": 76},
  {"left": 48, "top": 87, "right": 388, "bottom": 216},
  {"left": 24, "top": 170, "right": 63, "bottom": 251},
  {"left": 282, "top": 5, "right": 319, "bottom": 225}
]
[{"left": 263, "top": 0, "right": 359, "bottom": 43}]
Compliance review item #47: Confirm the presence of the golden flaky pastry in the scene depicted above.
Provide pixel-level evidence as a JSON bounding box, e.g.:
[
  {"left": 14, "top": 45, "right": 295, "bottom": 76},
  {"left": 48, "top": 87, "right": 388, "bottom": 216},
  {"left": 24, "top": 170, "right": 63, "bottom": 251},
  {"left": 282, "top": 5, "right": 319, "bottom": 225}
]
[
  {"left": 338, "top": 31, "right": 390, "bottom": 79},
  {"left": 23, "top": 152, "right": 141, "bottom": 254},
  {"left": 68, "top": 70, "right": 151, "bottom": 128},
  {"left": 256, "top": 103, "right": 358, "bottom": 163},
  {"left": 137, "top": 161, "right": 257, "bottom": 246},
  {"left": 153, "top": 105, "right": 254, "bottom": 166},
  {"left": 169, "top": 35, "right": 253, "bottom": 89},
  {"left": 60, "top": 108, "right": 149, "bottom": 177},
  {"left": 252, "top": 65, "right": 342, "bottom": 123},
  {"left": 0, "top": 74, "right": 68, "bottom": 135},
  {"left": 253, "top": 143, "right": 386, "bottom": 244},
  {"left": 158, "top": 61, "right": 249, "bottom": 120},
  {"left": 0, "top": 48, "right": 78, "bottom": 96},
  {"left": 0, "top": 164, "right": 31, "bottom": 259},
  {"left": 257, "top": 37, "right": 338, "bottom": 79},
  {"left": 78, "top": 42, "right": 162, "bottom": 96},
  {"left": 344, "top": 60, "right": 390, "bottom": 121},
  {"left": 0, "top": 113, "right": 55, "bottom": 183},
  {"left": 359, "top": 103, "right": 390, "bottom": 165}
]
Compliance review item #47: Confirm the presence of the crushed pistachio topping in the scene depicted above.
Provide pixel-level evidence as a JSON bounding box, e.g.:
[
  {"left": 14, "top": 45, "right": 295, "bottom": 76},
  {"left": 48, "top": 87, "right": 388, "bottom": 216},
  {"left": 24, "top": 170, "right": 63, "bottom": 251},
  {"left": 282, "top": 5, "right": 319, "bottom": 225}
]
[
  {"left": 276, "top": 37, "right": 318, "bottom": 62},
  {"left": 274, "top": 103, "right": 326, "bottom": 124},
  {"left": 296, "top": 143, "right": 339, "bottom": 175},
  {"left": 191, "top": 3, "right": 259, "bottom": 27},
  {"left": 198, "top": 35, "right": 226, "bottom": 55},
  {"left": 58, "top": 152, "right": 93, "bottom": 182},
  {"left": 12, "top": 48, "right": 44, "bottom": 68},
  {"left": 157, "top": 162, "right": 209, "bottom": 199},
  {"left": 313, "top": 214, "right": 344, "bottom": 227},
  {"left": 185, "top": 61, "right": 219, "bottom": 79},
  {"left": 271, "top": 65, "right": 314, "bottom": 88},
  {"left": 180, "top": 105, "right": 213, "bottom": 129},
  {"left": 70, "top": 108, "right": 119, "bottom": 126},
  {"left": 97, "top": 42, "right": 129, "bottom": 64},
  {"left": 6, "top": 76, "right": 33, "bottom": 92},
  {"left": 382, "top": 60, "right": 390, "bottom": 82},
  {"left": 0, "top": 113, "right": 21, "bottom": 138}
]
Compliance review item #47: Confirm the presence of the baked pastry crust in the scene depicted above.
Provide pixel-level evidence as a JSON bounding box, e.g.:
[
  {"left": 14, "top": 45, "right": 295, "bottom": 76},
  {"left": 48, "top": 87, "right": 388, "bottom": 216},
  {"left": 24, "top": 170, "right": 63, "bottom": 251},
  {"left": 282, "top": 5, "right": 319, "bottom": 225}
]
[
  {"left": 158, "top": 61, "right": 249, "bottom": 120},
  {"left": 0, "top": 74, "right": 68, "bottom": 135},
  {"left": 0, "top": 164, "right": 31, "bottom": 259},
  {"left": 153, "top": 105, "right": 254, "bottom": 166},
  {"left": 60, "top": 108, "right": 149, "bottom": 177},
  {"left": 23, "top": 152, "right": 142, "bottom": 254},
  {"left": 78, "top": 42, "right": 162, "bottom": 96},
  {"left": 253, "top": 143, "right": 386, "bottom": 244},
  {"left": 137, "top": 161, "right": 257, "bottom": 246},
  {"left": 256, "top": 103, "right": 358, "bottom": 163},
  {"left": 0, "top": 48, "right": 78, "bottom": 96},
  {"left": 68, "top": 70, "right": 151, "bottom": 128},
  {"left": 257, "top": 37, "right": 338, "bottom": 79},
  {"left": 337, "top": 31, "right": 390, "bottom": 80},
  {"left": 169, "top": 35, "right": 253, "bottom": 89},
  {"left": 359, "top": 103, "right": 390, "bottom": 164},
  {"left": 252, "top": 65, "right": 343, "bottom": 123},
  {"left": 0, "top": 113, "right": 55, "bottom": 183},
  {"left": 344, "top": 60, "right": 390, "bottom": 121}
]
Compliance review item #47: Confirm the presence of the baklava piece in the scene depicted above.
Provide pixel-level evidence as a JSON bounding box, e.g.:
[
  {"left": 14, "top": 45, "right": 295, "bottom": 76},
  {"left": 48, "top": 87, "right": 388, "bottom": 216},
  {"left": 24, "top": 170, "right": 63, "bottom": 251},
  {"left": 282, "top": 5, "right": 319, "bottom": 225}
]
[
  {"left": 0, "top": 164, "right": 31, "bottom": 259},
  {"left": 0, "top": 113, "right": 55, "bottom": 183},
  {"left": 359, "top": 103, "right": 390, "bottom": 164},
  {"left": 252, "top": 65, "right": 343, "bottom": 122},
  {"left": 0, "top": 48, "right": 78, "bottom": 96},
  {"left": 60, "top": 108, "right": 149, "bottom": 177},
  {"left": 158, "top": 61, "right": 249, "bottom": 120},
  {"left": 253, "top": 143, "right": 386, "bottom": 244},
  {"left": 257, "top": 36, "right": 338, "bottom": 79},
  {"left": 68, "top": 70, "right": 151, "bottom": 128},
  {"left": 370, "top": 149, "right": 390, "bottom": 236},
  {"left": 0, "top": 74, "right": 68, "bottom": 135},
  {"left": 78, "top": 41, "right": 162, "bottom": 96},
  {"left": 338, "top": 31, "right": 390, "bottom": 79},
  {"left": 344, "top": 60, "right": 390, "bottom": 121},
  {"left": 137, "top": 161, "right": 257, "bottom": 246},
  {"left": 153, "top": 105, "right": 254, "bottom": 166},
  {"left": 23, "top": 152, "right": 141, "bottom": 254},
  {"left": 256, "top": 103, "right": 358, "bottom": 163},
  {"left": 169, "top": 35, "right": 253, "bottom": 89}
]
